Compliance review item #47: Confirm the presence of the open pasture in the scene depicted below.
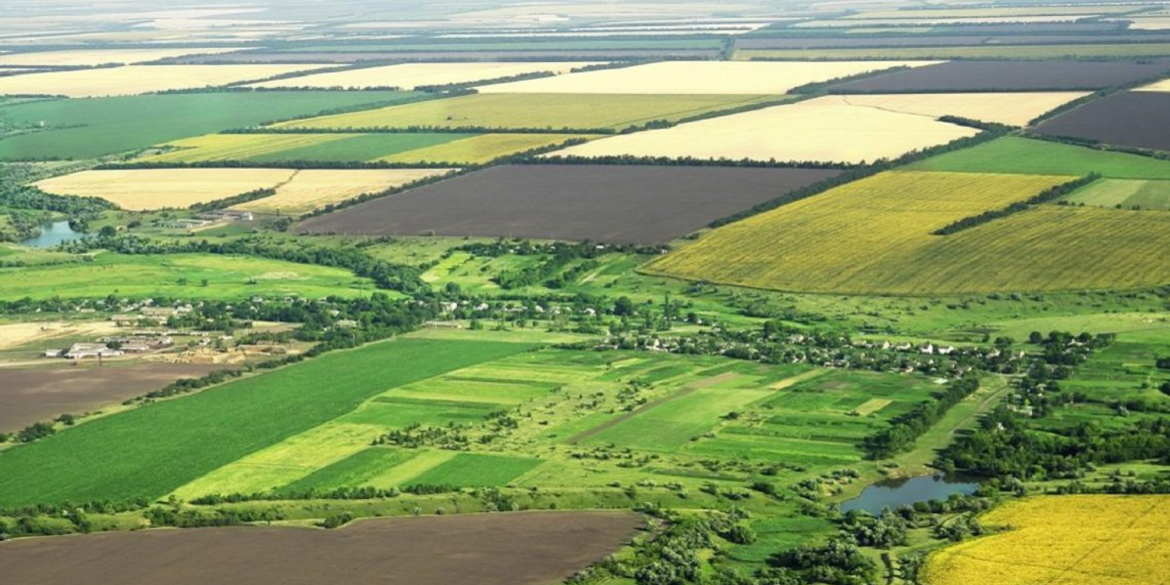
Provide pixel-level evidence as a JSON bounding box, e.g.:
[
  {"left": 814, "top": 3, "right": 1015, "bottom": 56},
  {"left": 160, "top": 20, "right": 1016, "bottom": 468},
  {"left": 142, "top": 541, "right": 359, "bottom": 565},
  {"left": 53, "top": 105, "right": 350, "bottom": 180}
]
[
  {"left": 475, "top": 60, "right": 939, "bottom": 94},
  {"left": 831, "top": 92, "right": 1087, "bottom": 127},
  {"left": 645, "top": 171, "right": 1078, "bottom": 294},
  {"left": 0, "top": 512, "right": 642, "bottom": 585},
  {"left": 250, "top": 61, "right": 599, "bottom": 90},
  {"left": 1061, "top": 179, "right": 1170, "bottom": 211},
  {"left": 0, "top": 91, "right": 421, "bottom": 160},
  {"left": 0, "top": 64, "right": 330, "bottom": 97},
  {"left": 0, "top": 363, "right": 233, "bottom": 433},
  {"left": 237, "top": 169, "right": 455, "bottom": 215},
  {"left": 296, "top": 165, "right": 842, "bottom": 244},
  {"left": 550, "top": 96, "right": 978, "bottom": 164},
  {"left": 1033, "top": 91, "right": 1170, "bottom": 153},
  {"left": 0, "top": 48, "right": 245, "bottom": 66},
  {"left": 275, "top": 93, "right": 783, "bottom": 132},
  {"left": 906, "top": 136, "right": 1170, "bottom": 179},
  {"left": 35, "top": 168, "right": 296, "bottom": 210},
  {"left": 0, "top": 253, "right": 372, "bottom": 301},
  {"left": 830, "top": 59, "right": 1170, "bottom": 92},
  {"left": 0, "top": 339, "right": 532, "bottom": 507},
  {"left": 924, "top": 495, "right": 1170, "bottom": 585}
]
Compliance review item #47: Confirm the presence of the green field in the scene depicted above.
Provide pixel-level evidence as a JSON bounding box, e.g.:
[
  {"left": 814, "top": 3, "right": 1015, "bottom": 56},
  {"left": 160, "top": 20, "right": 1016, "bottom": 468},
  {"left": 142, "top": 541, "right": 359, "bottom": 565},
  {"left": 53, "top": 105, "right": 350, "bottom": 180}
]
[
  {"left": 281, "top": 447, "right": 418, "bottom": 493},
  {"left": 407, "top": 453, "right": 543, "bottom": 487},
  {"left": 737, "top": 43, "right": 1170, "bottom": 60},
  {"left": 0, "top": 253, "right": 373, "bottom": 300},
  {"left": 0, "top": 91, "right": 427, "bottom": 160},
  {"left": 149, "top": 132, "right": 474, "bottom": 164},
  {"left": 1060, "top": 178, "right": 1170, "bottom": 210},
  {"left": 0, "top": 338, "right": 532, "bottom": 507},
  {"left": 906, "top": 137, "right": 1170, "bottom": 179},
  {"left": 277, "top": 93, "right": 787, "bottom": 132}
]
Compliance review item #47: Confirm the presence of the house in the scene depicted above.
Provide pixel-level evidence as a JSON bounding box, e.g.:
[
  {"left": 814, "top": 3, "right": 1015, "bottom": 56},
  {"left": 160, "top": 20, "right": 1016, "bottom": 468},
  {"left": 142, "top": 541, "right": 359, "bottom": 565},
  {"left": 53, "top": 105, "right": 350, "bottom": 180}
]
[{"left": 65, "top": 343, "right": 123, "bottom": 359}]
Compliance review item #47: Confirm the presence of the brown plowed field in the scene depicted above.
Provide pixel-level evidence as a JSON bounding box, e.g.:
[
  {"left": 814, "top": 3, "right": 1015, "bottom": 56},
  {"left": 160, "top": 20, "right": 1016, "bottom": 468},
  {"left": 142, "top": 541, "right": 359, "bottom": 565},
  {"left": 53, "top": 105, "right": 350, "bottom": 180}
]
[
  {"left": 0, "top": 511, "right": 642, "bottom": 585},
  {"left": 0, "top": 363, "right": 231, "bottom": 432},
  {"left": 830, "top": 59, "right": 1170, "bottom": 92},
  {"left": 1033, "top": 91, "right": 1170, "bottom": 153},
  {"left": 296, "top": 165, "right": 841, "bottom": 244}
]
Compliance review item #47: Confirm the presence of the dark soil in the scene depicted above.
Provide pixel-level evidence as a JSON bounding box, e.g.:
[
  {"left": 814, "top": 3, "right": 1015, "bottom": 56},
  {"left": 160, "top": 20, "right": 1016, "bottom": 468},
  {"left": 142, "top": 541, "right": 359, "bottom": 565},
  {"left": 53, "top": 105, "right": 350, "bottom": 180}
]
[{"left": 1033, "top": 91, "right": 1170, "bottom": 153}]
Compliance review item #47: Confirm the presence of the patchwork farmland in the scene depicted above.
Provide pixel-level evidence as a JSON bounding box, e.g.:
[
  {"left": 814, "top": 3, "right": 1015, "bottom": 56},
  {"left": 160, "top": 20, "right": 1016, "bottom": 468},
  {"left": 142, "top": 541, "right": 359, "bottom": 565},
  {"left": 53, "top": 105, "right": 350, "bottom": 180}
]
[
  {"left": 249, "top": 62, "right": 600, "bottom": 90},
  {"left": 296, "top": 165, "right": 842, "bottom": 244}
]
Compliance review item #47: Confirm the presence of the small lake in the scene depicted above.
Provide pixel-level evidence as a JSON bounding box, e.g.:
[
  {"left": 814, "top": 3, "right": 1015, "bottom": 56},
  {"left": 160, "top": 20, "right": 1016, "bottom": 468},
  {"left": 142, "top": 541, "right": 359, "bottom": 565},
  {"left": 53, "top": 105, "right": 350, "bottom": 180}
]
[
  {"left": 840, "top": 474, "right": 979, "bottom": 515},
  {"left": 20, "top": 221, "right": 85, "bottom": 248}
]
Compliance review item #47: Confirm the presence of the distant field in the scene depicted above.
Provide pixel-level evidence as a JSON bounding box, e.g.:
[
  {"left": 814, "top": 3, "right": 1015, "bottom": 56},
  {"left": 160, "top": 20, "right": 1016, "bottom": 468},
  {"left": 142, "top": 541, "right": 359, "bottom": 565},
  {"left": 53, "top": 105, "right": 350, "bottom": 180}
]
[
  {"left": 0, "top": 91, "right": 424, "bottom": 160},
  {"left": 375, "top": 134, "right": 598, "bottom": 164},
  {"left": 830, "top": 59, "right": 1170, "bottom": 92},
  {"left": 739, "top": 44, "right": 1170, "bottom": 60},
  {"left": 1061, "top": 178, "right": 1170, "bottom": 210},
  {"left": 0, "top": 339, "right": 531, "bottom": 507},
  {"left": 0, "top": 64, "right": 330, "bottom": 97},
  {"left": 275, "top": 93, "right": 785, "bottom": 131},
  {"left": 0, "top": 48, "right": 245, "bottom": 66},
  {"left": 0, "top": 253, "right": 371, "bottom": 301},
  {"left": 551, "top": 96, "right": 977, "bottom": 164},
  {"left": 146, "top": 132, "right": 472, "bottom": 163},
  {"left": 845, "top": 5, "right": 1139, "bottom": 18},
  {"left": 829, "top": 92, "right": 1087, "bottom": 126},
  {"left": 250, "top": 61, "right": 598, "bottom": 90},
  {"left": 238, "top": 169, "right": 455, "bottom": 215},
  {"left": 1033, "top": 91, "right": 1170, "bottom": 153},
  {"left": 906, "top": 137, "right": 1170, "bottom": 179},
  {"left": 1139, "top": 78, "right": 1170, "bottom": 91},
  {"left": 924, "top": 496, "right": 1170, "bottom": 585},
  {"left": 283, "top": 39, "right": 726, "bottom": 52},
  {"left": 796, "top": 16, "right": 1088, "bottom": 28},
  {"left": 35, "top": 168, "right": 297, "bottom": 210},
  {"left": 476, "top": 60, "right": 939, "bottom": 94},
  {"left": 296, "top": 165, "right": 842, "bottom": 244}
]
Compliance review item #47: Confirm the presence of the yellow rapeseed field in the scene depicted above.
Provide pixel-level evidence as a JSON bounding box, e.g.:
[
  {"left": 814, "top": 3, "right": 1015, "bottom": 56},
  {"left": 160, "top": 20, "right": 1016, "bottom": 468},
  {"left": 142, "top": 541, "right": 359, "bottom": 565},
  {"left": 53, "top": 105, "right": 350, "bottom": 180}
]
[
  {"left": 923, "top": 495, "right": 1170, "bottom": 585},
  {"left": 249, "top": 62, "right": 600, "bottom": 90},
  {"left": 144, "top": 133, "right": 355, "bottom": 163},
  {"left": 476, "top": 60, "right": 939, "bottom": 94},
  {"left": 647, "top": 171, "right": 1170, "bottom": 294},
  {"left": 34, "top": 169, "right": 296, "bottom": 210},
  {"left": 236, "top": 169, "right": 455, "bottom": 215},
  {"left": 833, "top": 93, "right": 1089, "bottom": 126},
  {"left": 0, "top": 64, "right": 328, "bottom": 97},
  {"left": 551, "top": 96, "right": 979, "bottom": 164}
]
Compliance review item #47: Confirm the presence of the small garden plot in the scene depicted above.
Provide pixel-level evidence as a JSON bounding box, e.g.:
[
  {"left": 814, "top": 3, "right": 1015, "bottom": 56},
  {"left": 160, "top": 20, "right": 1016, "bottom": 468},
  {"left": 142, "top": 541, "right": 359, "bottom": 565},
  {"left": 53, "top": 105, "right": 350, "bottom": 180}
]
[
  {"left": 830, "top": 59, "right": 1170, "bottom": 92},
  {"left": 0, "top": 64, "right": 330, "bottom": 97},
  {"left": 476, "top": 60, "right": 939, "bottom": 94},
  {"left": 551, "top": 97, "right": 978, "bottom": 164},
  {"left": 250, "top": 61, "right": 599, "bottom": 90},
  {"left": 295, "top": 165, "right": 842, "bottom": 245},
  {"left": 1033, "top": 91, "right": 1170, "bottom": 153}
]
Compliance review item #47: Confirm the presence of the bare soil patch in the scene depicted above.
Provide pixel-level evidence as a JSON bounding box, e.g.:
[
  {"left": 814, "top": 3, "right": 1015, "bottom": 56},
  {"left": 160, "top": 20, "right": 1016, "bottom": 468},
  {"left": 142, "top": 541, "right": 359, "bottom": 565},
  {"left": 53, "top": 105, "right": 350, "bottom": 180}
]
[
  {"left": 297, "top": 165, "right": 841, "bottom": 245},
  {"left": 830, "top": 59, "right": 1170, "bottom": 92},
  {"left": 0, "top": 362, "right": 230, "bottom": 431},
  {"left": 0, "top": 511, "right": 642, "bottom": 585},
  {"left": 1033, "top": 91, "right": 1170, "bottom": 153}
]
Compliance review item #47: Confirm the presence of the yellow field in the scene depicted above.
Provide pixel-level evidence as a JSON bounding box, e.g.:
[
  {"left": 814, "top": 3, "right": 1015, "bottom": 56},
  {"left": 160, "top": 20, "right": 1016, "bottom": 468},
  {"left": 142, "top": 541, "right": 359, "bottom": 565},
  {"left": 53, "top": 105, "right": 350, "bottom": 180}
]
[
  {"left": 377, "top": 134, "right": 598, "bottom": 165},
  {"left": 275, "top": 93, "right": 784, "bottom": 131},
  {"left": 144, "top": 133, "right": 354, "bottom": 163},
  {"left": 0, "top": 48, "right": 244, "bottom": 66},
  {"left": 34, "top": 169, "right": 296, "bottom": 210},
  {"left": 834, "top": 93, "right": 1089, "bottom": 126},
  {"left": 1122, "top": 17, "right": 1170, "bottom": 31},
  {"left": 924, "top": 495, "right": 1170, "bottom": 585},
  {"left": 551, "top": 96, "right": 978, "bottom": 164},
  {"left": 0, "top": 64, "right": 328, "bottom": 97},
  {"left": 1137, "top": 78, "right": 1170, "bottom": 92},
  {"left": 476, "top": 60, "right": 939, "bottom": 94},
  {"left": 249, "top": 62, "right": 600, "bottom": 90},
  {"left": 648, "top": 171, "right": 1170, "bottom": 294},
  {"left": 0, "top": 321, "right": 119, "bottom": 352},
  {"left": 236, "top": 169, "right": 455, "bottom": 215},
  {"left": 847, "top": 5, "right": 1139, "bottom": 19}
]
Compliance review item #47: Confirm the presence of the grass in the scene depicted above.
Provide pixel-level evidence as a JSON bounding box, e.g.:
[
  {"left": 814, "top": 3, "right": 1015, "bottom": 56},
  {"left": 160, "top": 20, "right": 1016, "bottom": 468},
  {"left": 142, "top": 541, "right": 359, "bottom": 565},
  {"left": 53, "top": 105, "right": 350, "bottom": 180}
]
[
  {"left": 737, "top": 43, "right": 1170, "bottom": 60},
  {"left": 147, "top": 132, "right": 473, "bottom": 164},
  {"left": 281, "top": 447, "right": 417, "bottom": 492},
  {"left": 1060, "top": 178, "right": 1170, "bottom": 210},
  {"left": 0, "top": 91, "right": 425, "bottom": 160},
  {"left": 906, "top": 137, "right": 1170, "bottom": 179},
  {"left": 406, "top": 453, "right": 544, "bottom": 488},
  {"left": 276, "top": 93, "right": 785, "bottom": 132},
  {"left": 0, "top": 252, "right": 375, "bottom": 301},
  {"left": 0, "top": 338, "right": 533, "bottom": 507},
  {"left": 647, "top": 170, "right": 1095, "bottom": 295}
]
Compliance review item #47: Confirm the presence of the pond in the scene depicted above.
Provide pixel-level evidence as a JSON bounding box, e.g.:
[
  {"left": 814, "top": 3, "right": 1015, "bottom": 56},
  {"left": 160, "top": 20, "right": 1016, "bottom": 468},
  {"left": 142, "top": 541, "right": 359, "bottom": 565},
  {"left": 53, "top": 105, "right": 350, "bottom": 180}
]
[
  {"left": 19, "top": 221, "right": 85, "bottom": 248},
  {"left": 840, "top": 474, "right": 979, "bottom": 515}
]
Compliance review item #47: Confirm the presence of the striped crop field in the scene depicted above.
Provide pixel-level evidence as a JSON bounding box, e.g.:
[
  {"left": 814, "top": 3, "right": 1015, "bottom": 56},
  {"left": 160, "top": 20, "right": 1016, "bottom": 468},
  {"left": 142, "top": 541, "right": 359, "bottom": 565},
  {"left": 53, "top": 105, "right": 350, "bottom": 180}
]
[
  {"left": 145, "top": 133, "right": 354, "bottom": 163},
  {"left": 644, "top": 170, "right": 1170, "bottom": 294}
]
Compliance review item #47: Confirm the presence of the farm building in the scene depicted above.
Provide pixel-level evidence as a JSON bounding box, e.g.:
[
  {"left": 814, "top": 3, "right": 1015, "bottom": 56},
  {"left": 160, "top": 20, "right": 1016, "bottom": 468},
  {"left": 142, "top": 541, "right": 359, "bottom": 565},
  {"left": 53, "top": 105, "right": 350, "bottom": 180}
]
[{"left": 64, "top": 343, "right": 124, "bottom": 359}]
